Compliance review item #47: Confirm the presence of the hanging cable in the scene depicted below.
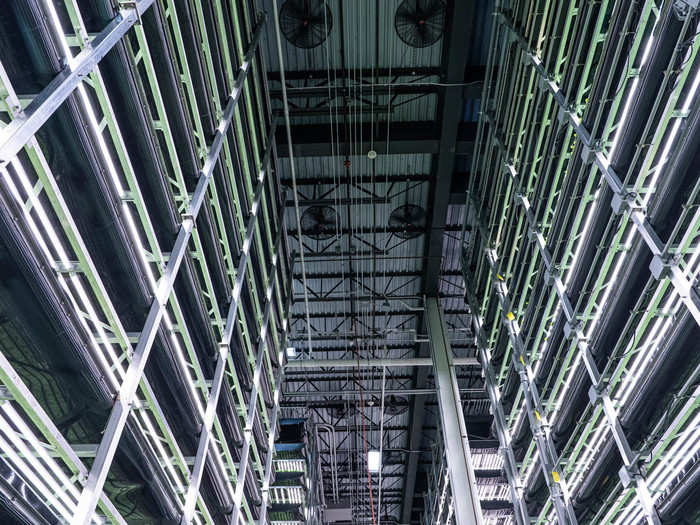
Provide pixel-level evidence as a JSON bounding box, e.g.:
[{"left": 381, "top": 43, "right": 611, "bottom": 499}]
[{"left": 271, "top": 0, "right": 313, "bottom": 358}]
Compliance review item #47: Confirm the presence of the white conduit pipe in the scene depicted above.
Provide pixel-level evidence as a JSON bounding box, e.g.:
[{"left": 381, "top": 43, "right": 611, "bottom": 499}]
[{"left": 317, "top": 424, "right": 339, "bottom": 502}]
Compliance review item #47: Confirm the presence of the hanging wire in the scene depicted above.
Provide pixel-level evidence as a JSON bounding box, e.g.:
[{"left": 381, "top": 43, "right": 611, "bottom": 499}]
[{"left": 271, "top": 0, "right": 314, "bottom": 359}]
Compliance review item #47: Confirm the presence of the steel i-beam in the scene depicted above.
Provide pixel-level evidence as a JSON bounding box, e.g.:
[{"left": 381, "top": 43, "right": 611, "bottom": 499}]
[
  {"left": 426, "top": 297, "right": 483, "bottom": 525},
  {"left": 71, "top": 20, "right": 267, "bottom": 524}
]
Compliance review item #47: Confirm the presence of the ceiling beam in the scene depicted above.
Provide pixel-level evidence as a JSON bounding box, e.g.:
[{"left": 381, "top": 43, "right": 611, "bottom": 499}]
[
  {"left": 290, "top": 292, "right": 463, "bottom": 303},
  {"left": 284, "top": 356, "right": 479, "bottom": 368},
  {"left": 269, "top": 66, "right": 486, "bottom": 99},
  {"left": 284, "top": 197, "right": 389, "bottom": 207},
  {"left": 282, "top": 173, "right": 432, "bottom": 186},
  {"left": 287, "top": 224, "right": 462, "bottom": 237},
  {"left": 271, "top": 83, "right": 440, "bottom": 98},
  {"left": 267, "top": 66, "right": 441, "bottom": 81},
  {"left": 290, "top": 308, "right": 468, "bottom": 319},
  {"left": 402, "top": 3, "right": 477, "bottom": 523},
  {"left": 292, "top": 270, "right": 461, "bottom": 280},
  {"left": 275, "top": 121, "right": 476, "bottom": 157}
]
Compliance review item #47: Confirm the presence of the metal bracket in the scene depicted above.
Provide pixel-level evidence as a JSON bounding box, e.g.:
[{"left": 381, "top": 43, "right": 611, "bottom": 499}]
[
  {"left": 54, "top": 260, "right": 82, "bottom": 273},
  {"left": 649, "top": 254, "right": 672, "bottom": 281},
  {"left": 544, "top": 266, "right": 560, "bottom": 286},
  {"left": 611, "top": 191, "right": 642, "bottom": 215},
  {"left": 618, "top": 463, "right": 642, "bottom": 488},
  {"left": 673, "top": 0, "right": 699, "bottom": 19},
  {"left": 563, "top": 319, "right": 581, "bottom": 340},
  {"left": 557, "top": 105, "right": 569, "bottom": 126},
  {"left": 118, "top": 1, "right": 143, "bottom": 25},
  {"left": 580, "top": 140, "right": 600, "bottom": 165},
  {"left": 587, "top": 383, "right": 607, "bottom": 405}
]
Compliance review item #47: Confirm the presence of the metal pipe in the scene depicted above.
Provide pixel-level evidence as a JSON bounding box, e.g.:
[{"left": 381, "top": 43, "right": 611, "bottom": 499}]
[
  {"left": 285, "top": 357, "right": 479, "bottom": 368},
  {"left": 313, "top": 425, "right": 327, "bottom": 509},
  {"left": 316, "top": 424, "right": 339, "bottom": 503}
]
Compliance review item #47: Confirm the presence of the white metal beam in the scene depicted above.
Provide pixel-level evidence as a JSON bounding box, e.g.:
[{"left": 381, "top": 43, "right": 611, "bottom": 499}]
[{"left": 426, "top": 297, "right": 483, "bottom": 525}]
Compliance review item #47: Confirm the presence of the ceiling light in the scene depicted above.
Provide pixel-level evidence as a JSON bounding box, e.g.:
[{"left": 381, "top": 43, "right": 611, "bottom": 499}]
[
  {"left": 368, "top": 450, "right": 381, "bottom": 473},
  {"left": 286, "top": 346, "right": 297, "bottom": 358}
]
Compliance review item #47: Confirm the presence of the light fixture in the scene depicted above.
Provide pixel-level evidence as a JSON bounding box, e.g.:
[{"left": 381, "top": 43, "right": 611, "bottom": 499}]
[
  {"left": 367, "top": 450, "right": 381, "bottom": 473},
  {"left": 286, "top": 346, "right": 297, "bottom": 358}
]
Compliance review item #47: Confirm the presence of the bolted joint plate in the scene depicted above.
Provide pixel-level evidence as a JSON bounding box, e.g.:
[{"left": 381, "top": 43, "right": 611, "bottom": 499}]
[
  {"left": 563, "top": 319, "right": 581, "bottom": 340},
  {"left": 618, "top": 463, "right": 641, "bottom": 488},
  {"left": 580, "top": 142, "right": 598, "bottom": 165},
  {"left": 544, "top": 266, "right": 559, "bottom": 286},
  {"left": 587, "top": 383, "right": 606, "bottom": 405},
  {"left": 611, "top": 191, "right": 643, "bottom": 216},
  {"left": 649, "top": 254, "right": 670, "bottom": 281}
]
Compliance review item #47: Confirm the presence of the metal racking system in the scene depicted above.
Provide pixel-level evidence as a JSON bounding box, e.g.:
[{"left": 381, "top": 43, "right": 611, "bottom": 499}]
[
  {"left": 462, "top": 0, "right": 700, "bottom": 524},
  {"left": 0, "top": 0, "right": 292, "bottom": 523},
  {"left": 2, "top": 0, "right": 698, "bottom": 523},
  {"left": 269, "top": 419, "right": 324, "bottom": 525}
]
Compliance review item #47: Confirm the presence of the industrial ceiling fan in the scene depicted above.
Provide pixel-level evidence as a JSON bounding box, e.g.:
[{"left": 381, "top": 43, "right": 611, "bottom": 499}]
[
  {"left": 394, "top": 0, "right": 447, "bottom": 48},
  {"left": 280, "top": 0, "right": 333, "bottom": 49}
]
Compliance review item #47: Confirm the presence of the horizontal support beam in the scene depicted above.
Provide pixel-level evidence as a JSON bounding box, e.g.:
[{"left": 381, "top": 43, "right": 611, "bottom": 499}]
[
  {"left": 282, "top": 173, "right": 432, "bottom": 186},
  {"left": 293, "top": 270, "right": 461, "bottom": 280},
  {"left": 285, "top": 197, "right": 389, "bottom": 207},
  {"left": 272, "top": 83, "right": 440, "bottom": 98},
  {"left": 270, "top": 66, "right": 486, "bottom": 98},
  {"left": 282, "top": 387, "right": 484, "bottom": 397},
  {"left": 290, "top": 308, "right": 468, "bottom": 319},
  {"left": 267, "top": 66, "right": 441, "bottom": 81},
  {"left": 276, "top": 122, "right": 476, "bottom": 157},
  {"left": 284, "top": 357, "right": 479, "bottom": 368},
  {"left": 287, "top": 224, "right": 462, "bottom": 237},
  {"left": 274, "top": 105, "right": 392, "bottom": 117},
  {"left": 291, "top": 292, "right": 462, "bottom": 303}
]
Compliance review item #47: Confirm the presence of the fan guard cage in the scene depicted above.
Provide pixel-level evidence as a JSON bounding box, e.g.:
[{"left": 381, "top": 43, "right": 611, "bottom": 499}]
[
  {"left": 280, "top": 0, "right": 333, "bottom": 49},
  {"left": 394, "top": 0, "right": 447, "bottom": 48},
  {"left": 301, "top": 205, "right": 338, "bottom": 240},
  {"left": 389, "top": 204, "right": 426, "bottom": 239},
  {"left": 384, "top": 395, "right": 409, "bottom": 415}
]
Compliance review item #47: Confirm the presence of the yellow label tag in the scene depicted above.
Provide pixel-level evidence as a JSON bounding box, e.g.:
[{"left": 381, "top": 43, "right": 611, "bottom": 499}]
[
  {"left": 519, "top": 355, "right": 525, "bottom": 366},
  {"left": 552, "top": 471, "right": 560, "bottom": 483},
  {"left": 497, "top": 273, "right": 504, "bottom": 281},
  {"left": 535, "top": 410, "right": 541, "bottom": 421},
  {"left": 506, "top": 311, "right": 515, "bottom": 321}
]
